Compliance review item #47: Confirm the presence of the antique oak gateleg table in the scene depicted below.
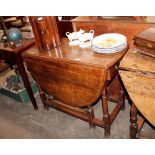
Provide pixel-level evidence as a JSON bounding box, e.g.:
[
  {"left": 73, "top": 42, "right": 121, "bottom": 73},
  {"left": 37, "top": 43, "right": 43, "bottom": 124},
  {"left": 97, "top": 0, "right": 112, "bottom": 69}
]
[
  {"left": 119, "top": 47, "right": 155, "bottom": 138},
  {"left": 0, "top": 40, "right": 38, "bottom": 110},
  {"left": 23, "top": 39, "right": 128, "bottom": 138}
]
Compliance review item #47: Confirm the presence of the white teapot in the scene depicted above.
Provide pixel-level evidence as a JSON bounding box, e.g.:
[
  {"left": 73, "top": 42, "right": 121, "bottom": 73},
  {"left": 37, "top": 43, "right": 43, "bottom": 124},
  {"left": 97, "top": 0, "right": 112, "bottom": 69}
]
[
  {"left": 78, "top": 30, "right": 94, "bottom": 48},
  {"left": 66, "top": 31, "right": 78, "bottom": 42},
  {"left": 78, "top": 30, "right": 94, "bottom": 42},
  {"left": 66, "top": 29, "right": 85, "bottom": 45},
  {"left": 66, "top": 29, "right": 94, "bottom": 47}
]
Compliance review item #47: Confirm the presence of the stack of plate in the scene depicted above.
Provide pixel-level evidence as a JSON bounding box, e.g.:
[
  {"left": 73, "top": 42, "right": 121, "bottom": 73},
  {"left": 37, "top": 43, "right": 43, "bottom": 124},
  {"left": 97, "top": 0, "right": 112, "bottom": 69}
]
[{"left": 91, "top": 33, "right": 127, "bottom": 53}]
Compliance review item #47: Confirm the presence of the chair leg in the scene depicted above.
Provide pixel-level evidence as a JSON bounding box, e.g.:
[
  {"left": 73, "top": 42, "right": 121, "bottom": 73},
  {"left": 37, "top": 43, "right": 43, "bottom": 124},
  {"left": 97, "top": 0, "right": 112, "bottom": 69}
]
[{"left": 130, "top": 103, "right": 138, "bottom": 139}]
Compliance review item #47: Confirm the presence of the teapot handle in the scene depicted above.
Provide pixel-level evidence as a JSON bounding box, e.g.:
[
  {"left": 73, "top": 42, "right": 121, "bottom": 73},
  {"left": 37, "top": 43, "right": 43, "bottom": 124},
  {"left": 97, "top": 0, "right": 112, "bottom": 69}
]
[
  {"left": 66, "top": 32, "right": 70, "bottom": 36},
  {"left": 89, "top": 30, "right": 94, "bottom": 34}
]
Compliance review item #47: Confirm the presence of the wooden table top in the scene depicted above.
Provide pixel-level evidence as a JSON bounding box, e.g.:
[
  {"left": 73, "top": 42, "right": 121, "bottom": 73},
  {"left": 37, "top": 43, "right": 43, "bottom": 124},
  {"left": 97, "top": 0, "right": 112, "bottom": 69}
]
[
  {"left": 0, "top": 39, "right": 35, "bottom": 54},
  {"left": 120, "top": 46, "right": 155, "bottom": 74},
  {"left": 23, "top": 39, "right": 128, "bottom": 70},
  {"left": 23, "top": 38, "right": 128, "bottom": 107}
]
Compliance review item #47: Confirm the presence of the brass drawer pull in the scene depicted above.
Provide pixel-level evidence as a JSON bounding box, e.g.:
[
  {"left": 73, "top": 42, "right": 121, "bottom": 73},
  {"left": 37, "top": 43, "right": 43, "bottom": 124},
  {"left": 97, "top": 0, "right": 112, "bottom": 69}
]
[{"left": 115, "top": 65, "right": 119, "bottom": 70}]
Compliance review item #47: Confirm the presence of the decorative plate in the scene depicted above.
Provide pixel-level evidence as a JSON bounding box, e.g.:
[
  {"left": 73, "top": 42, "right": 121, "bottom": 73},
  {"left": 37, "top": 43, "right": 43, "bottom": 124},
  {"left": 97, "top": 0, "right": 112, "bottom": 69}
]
[{"left": 92, "top": 33, "right": 127, "bottom": 49}]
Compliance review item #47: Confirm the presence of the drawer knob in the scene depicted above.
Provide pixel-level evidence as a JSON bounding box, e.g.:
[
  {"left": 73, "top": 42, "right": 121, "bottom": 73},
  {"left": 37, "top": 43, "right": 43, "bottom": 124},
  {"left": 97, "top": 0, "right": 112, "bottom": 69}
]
[{"left": 115, "top": 65, "right": 119, "bottom": 70}]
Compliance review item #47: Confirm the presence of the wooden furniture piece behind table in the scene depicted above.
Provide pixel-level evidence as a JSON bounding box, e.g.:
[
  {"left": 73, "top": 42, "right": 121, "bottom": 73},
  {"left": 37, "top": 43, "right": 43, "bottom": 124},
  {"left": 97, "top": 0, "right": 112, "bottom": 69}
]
[
  {"left": 0, "top": 39, "right": 38, "bottom": 110},
  {"left": 29, "top": 16, "right": 61, "bottom": 51},
  {"left": 119, "top": 46, "right": 155, "bottom": 138},
  {"left": 72, "top": 16, "right": 155, "bottom": 44},
  {"left": 56, "top": 16, "right": 76, "bottom": 38},
  {"left": 23, "top": 38, "right": 128, "bottom": 138}
]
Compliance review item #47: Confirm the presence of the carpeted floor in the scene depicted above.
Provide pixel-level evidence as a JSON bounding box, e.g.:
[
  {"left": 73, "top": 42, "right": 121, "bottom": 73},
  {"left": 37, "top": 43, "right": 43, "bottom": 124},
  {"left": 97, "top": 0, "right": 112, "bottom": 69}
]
[{"left": 0, "top": 93, "right": 154, "bottom": 139}]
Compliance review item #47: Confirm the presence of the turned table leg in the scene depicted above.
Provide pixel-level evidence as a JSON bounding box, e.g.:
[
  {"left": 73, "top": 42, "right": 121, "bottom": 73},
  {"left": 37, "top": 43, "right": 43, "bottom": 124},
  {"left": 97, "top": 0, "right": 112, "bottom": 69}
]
[
  {"left": 118, "top": 75, "right": 125, "bottom": 110},
  {"left": 102, "top": 82, "right": 110, "bottom": 138},
  {"left": 32, "top": 78, "right": 49, "bottom": 110},
  {"left": 130, "top": 102, "right": 138, "bottom": 139},
  {"left": 39, "top": 88, "right": 49, "bottom": 110},
  {"left": 120, "top": 89, "right": 125, "bottom": 110},
  {"left": 87, "top": 105, "right": 95, "bottom": 129}
]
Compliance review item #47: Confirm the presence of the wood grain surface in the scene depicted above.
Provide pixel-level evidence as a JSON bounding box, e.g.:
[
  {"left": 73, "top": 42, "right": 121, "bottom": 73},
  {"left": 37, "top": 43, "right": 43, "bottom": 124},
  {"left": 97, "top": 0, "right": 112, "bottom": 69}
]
[
  {"left": 119, "top": 47, "right": 155, "bottom": 126},
  {"left": 23, "top": 39, "right": 127, "bottom": 107},
  {"left": 120, "top": 70, "right": 155, "bottom": 126}
]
